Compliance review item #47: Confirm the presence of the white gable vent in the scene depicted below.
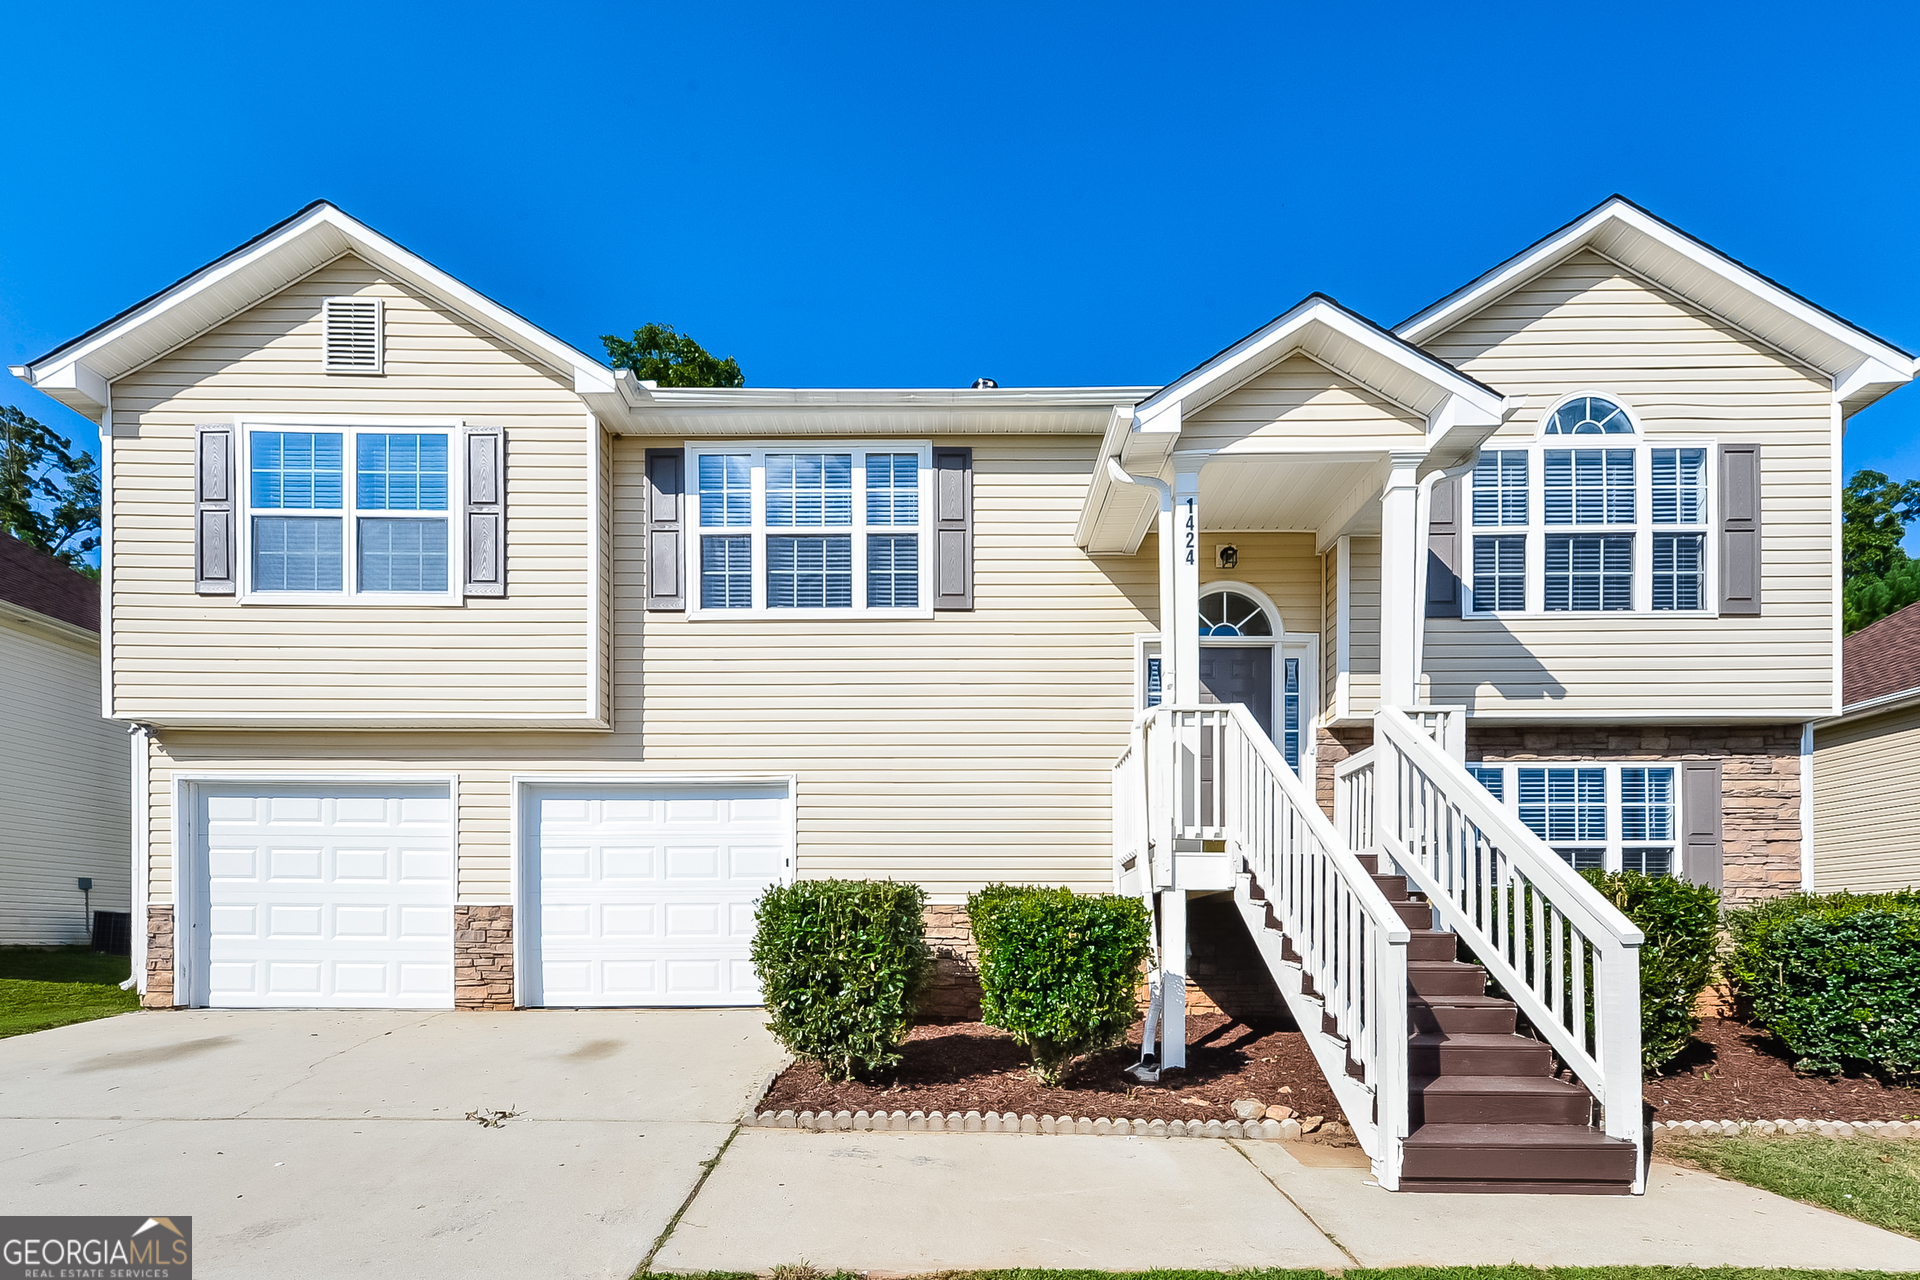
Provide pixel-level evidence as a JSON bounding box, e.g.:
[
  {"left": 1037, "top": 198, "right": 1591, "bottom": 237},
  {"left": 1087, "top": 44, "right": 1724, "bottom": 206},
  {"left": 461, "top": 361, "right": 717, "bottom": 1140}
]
[{"left": 322, "top": 297, "right": 383, "bottom": 373}]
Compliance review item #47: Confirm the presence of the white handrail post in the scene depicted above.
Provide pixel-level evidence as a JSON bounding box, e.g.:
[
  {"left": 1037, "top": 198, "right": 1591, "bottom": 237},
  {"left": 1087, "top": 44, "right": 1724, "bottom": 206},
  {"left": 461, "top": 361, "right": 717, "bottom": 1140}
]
[
  {"left": 1373, "top": 931, "right": 1410, "bottom": 1190},
  {"left": 1374, "top": 715, "right": 1402, "bottom": 857},
  {"left": 1596, "top": 942, "right": 1646, "bottom": 1187}
]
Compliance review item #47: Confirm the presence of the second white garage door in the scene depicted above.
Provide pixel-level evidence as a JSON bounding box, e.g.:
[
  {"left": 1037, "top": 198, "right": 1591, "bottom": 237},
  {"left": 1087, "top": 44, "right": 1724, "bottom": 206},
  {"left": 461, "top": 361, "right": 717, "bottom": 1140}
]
[{"left": 522, "top": 782, "right": 791, "bottom": 1007}]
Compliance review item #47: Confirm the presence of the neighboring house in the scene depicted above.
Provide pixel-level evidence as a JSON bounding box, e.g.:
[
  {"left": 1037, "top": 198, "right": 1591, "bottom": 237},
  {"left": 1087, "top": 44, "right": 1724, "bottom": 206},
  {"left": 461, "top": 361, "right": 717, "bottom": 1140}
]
[
  {"left": 0, "top": 532, "right": 130, "bottom": 945},
  {"left": 1812, "top": 601, "right": 1920, "bottom": 892},
  {"left": 13, "top": 195, "right": 1914, "bottom": 1192}
]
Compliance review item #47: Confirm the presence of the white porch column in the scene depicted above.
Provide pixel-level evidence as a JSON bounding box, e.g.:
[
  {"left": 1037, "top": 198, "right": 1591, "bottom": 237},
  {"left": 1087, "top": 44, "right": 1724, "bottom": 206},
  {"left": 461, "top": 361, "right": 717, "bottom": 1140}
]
[
  {"left": 1169, "top": 459, "right": 1204, "bottom": 704},
  {"left": 1377, "top": 451, "right": 1423, "bottom": 710}
]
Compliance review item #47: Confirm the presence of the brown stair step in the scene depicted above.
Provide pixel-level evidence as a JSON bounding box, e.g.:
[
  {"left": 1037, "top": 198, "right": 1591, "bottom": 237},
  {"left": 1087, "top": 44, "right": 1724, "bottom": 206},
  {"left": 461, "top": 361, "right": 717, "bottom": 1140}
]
[
  {"left": 1408, "top": 961, "right": 1486, "bottom": 996},
  {"left": 1410, "top": 1075, "right": 1594, "bottom": 1125},
  {"left": 1401, "top": 1123, "right": 1637, "bottom": 1185},
  {"left": 1370, "top": 872, "right": 1408, "bottom": 899},
  {"left": 1409, "top": 1031, "right": 1553, "bottom": 1076},
  {"left": 1408, "top": 930, "right": 1460, "bottom": 962},
  {"left": 1355, "top": 853, "right": 1379, "bottom": 874},
  {"left": 1392, "top": 900, "right": 1435, "bottom": 929},
  {"left": 1409, "top": 994, "right": 1515, "bottom": 1034}
]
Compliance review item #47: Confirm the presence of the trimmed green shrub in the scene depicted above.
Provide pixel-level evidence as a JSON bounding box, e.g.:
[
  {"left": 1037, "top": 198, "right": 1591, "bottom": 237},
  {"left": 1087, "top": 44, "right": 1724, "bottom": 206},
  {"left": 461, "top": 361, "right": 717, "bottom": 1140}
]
[
  {"left": 1725, "top": 889, "right": 1920, "bottom": 1079},
  {"left": 1577, "top": 869, "right": 1721, "bottom": 1072},
  {"left": 750, "top": 879, "right": 932, "bottom": 1081},
  {"left": 967, "top": 885, "right": 1152, "bottom": 1085}
]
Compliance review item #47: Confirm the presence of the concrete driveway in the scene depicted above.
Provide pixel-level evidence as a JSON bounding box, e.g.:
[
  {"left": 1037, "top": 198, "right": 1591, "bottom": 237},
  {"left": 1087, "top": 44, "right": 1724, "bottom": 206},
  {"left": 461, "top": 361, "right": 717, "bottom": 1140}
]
[{"left": 0, "top": 1007, "right": 783, "bottom": 1280}]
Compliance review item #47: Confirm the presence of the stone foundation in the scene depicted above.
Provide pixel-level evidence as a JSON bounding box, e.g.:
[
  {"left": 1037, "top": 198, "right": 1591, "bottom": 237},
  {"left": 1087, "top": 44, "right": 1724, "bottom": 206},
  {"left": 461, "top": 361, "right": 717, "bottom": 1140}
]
[
  {"left": 454, "top": 904, "right": 515, "bottom": 1009},
  {"left": 920, "top": 904, "right": 982, "bottom": 1020},
  {"left": 1314, "top": 725, "right": 1374, "bottom": 820},
  {"left": 1467, "top": 723, "right": 1803, "bottom": 905},
  {"left": 142, "top": 905, "right": 174, "bottom": 1009}
]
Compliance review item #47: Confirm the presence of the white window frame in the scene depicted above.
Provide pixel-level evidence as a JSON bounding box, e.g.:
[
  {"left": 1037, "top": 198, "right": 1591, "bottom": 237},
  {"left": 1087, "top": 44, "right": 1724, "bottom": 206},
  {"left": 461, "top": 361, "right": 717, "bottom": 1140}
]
[
  {"left": 1464, "top": 391, "right": 1716, "bottom": 618},
  {"left": 1465, "top": 760, "right": 1682, "bottom": 876},
  {"left": 235, "top": 417, "right": 465, "bottom": 607},
  {"left": 684, "top": 440, "right": 935, "bottom": 620}
]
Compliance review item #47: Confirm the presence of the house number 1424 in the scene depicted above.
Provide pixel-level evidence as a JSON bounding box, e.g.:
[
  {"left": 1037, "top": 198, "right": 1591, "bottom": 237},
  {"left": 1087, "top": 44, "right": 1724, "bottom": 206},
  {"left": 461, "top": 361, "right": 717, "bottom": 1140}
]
[{"left": 1184, "top": 498, "right": 1196, "bottom": 565}]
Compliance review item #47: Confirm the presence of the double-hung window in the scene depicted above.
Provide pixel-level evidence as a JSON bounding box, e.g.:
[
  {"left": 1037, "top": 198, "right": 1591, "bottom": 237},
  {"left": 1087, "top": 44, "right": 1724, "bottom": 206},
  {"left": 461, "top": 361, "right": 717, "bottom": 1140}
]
[
  {"left": 689, "top": 443, "right": 932, "bottom": 618},
  {"left": 243, "top": 424, "right": 456, "bottom": 601},
  {"left": 1465, "top": 395, "right": 1712, "bottom": 615},
  {"left": 1466, "top": 761, "right": 1679, "bottom": 875}
]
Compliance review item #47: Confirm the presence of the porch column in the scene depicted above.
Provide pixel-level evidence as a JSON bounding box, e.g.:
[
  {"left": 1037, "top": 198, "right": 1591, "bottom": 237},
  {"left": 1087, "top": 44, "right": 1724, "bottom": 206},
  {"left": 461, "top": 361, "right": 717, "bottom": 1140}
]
[
  {"left": 1169, "top": 458, "right": 1204, "bottom": 704},
  {"left": 1378, "top": 451, "right": 1423, "bottom": 709}
]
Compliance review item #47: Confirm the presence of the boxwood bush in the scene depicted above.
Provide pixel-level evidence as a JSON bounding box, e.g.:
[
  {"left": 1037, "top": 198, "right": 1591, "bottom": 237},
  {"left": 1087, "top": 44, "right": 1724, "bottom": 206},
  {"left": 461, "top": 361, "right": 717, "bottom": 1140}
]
[
  {"left": 967, "top": 885, "right": 1152, "bottom": 1085},
  {"left": 750, "top": 879, "right": 932, "bottom": 1081},
  {"left": 1724, "top": 889, "right": 1920, "bottom": 1079},
  {"left": 1577, "top": 869, "right": 1721, "bottom": 1072}
]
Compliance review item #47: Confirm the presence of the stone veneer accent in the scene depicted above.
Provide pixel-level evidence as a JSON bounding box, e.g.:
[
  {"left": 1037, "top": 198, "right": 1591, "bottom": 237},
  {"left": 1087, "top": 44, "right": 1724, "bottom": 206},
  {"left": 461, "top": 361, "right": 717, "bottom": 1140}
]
[
  {"left": 142, "top": 905, "right": 175, "bottom": 1009},
  {"left": 1314, "top": 726, "right": 1374, "bottom": 821},
  {"left": 921, "top": 904, "right": 983, "bottom": 1020},
  {"left": 1468, "top": 724, "right": 1803, "bottom": 905},
  {"left": 454, "top": 904, "right": 515, "bottom": 1009}
]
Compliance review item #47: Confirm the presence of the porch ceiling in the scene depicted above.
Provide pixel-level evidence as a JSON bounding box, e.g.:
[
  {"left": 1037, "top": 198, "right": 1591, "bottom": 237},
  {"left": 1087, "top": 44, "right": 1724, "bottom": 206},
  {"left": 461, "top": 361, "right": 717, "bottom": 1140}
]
[{"left": 1202, "top": 455, "right": 1383, "bottom": 536}]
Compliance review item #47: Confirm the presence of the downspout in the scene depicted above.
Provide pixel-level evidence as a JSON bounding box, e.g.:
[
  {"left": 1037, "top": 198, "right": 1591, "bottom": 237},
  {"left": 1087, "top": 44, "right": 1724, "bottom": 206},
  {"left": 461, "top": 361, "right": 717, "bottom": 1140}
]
[
  {"left": 124, "top": 723, "right": 152, "bottom": 994},
  {"left": 1105, "top": 456, "right": 1176, "bottom": 687}
]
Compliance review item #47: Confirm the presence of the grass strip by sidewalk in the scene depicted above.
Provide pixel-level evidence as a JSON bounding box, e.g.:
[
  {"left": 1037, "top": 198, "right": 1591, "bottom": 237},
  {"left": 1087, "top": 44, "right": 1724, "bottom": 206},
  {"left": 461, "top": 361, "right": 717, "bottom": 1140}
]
[
  {"left": 640, "top": 1268, "right": 1920, "bottom": 1280},
  {"left": 0, "top": 944, "right": 131, "bottom": 986},
  {"left": 0, "top": 978, "right": 138, "bottom": 1038},
  {"left": 1662, "top": 1136, "right": 1920, "bottom": 1240}
]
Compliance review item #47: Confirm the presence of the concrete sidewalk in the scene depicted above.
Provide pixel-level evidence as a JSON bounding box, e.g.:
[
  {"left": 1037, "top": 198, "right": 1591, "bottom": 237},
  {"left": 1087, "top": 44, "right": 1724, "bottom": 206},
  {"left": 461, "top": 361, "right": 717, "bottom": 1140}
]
[{"left": 655, "top": 1129, "right": 1920, "bottom": 1273}]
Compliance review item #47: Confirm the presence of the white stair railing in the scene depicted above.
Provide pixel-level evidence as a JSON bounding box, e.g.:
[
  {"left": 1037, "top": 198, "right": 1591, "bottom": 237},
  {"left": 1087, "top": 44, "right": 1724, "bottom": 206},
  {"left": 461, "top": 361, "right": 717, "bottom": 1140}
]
[
  {"left": 1113, "top": 703, "right": 1412, "bottom": 1188},
  {"left": 1351, "top": 706, "right": 1647, "bottom": 1193}
]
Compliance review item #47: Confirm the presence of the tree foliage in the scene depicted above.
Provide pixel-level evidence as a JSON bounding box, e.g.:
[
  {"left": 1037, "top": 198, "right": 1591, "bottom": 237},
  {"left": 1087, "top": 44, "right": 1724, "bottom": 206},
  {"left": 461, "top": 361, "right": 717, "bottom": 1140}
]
[
  {"left": 1840, "top": 469, "right": 1920, "bottom": 634},
  {"left": 600, "top": 323, "right": 743, "bottom": 388},
  {"left": 2, "top": 404, "right": 100, "bottom": 572}
]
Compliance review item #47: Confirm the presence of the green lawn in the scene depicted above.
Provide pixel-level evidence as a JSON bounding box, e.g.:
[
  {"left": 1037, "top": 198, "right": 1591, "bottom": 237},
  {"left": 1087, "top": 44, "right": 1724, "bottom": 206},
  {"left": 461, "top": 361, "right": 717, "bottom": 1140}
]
[
  {"left": 0, "top": 945, "right": 137, "bottom": 1039},
  {"left": 645, "top": 1269, "right": 1920, "bottom": 1280},
  {"left": 1663, "top": 1136, "right": 1920, "bottom": 1240}
]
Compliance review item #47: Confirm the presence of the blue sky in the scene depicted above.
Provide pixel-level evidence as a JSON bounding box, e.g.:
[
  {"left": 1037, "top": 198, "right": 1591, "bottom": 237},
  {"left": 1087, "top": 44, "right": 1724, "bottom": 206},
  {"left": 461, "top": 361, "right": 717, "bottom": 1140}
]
[{"left": 6, "top": 0, "right": 1918, "bottom": 563}]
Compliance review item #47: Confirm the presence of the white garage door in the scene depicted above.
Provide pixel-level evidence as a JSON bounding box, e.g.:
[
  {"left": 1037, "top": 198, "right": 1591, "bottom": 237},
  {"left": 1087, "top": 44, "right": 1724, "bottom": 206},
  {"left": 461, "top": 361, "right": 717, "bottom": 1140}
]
[
  {"left": 524, "top": 782, "right": 790, "bottom": 1007},
  {"left": 195, "top": 782, "right": 453, "bottom": 1008}
]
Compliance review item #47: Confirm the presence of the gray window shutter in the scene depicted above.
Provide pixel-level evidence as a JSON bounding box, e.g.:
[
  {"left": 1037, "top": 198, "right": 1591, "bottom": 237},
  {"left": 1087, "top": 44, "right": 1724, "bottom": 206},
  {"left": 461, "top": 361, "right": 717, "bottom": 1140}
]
[
  {"left": 645, "top": 448, "right": 685, "bottom": 611},
  {"left": 933, "top": 447, "right": 973, "bottom": 611},
  {"left": 1681, "top": 760, "right": 1723, "bottom": 891},
  {"left": 1426, "top": 475, "right": 1462, "bottom": 618},
  {"left": 194, "top": 424, "right": 236, "bottom": 595},
  {"left": 463, "top": 427, "right": 506, "bottom": 598},
  {"left": 1719, "top": 444, "right": 1761, "bottom": 616}
]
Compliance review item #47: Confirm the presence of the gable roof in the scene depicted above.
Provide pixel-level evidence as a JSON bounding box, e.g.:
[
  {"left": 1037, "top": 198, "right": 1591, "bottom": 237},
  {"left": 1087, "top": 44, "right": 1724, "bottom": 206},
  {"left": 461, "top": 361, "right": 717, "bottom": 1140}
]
[
  {"left": 1396, "top": 195, "right": 1916, "bottom": 416},
  {"left": 0, "top": 533, "right": 99, "bottom": 634},
  {"left": 1843, "top": 601, "right": 1920, "bottom": 707},
  {"left": 10, "top": 200, "right": 620, "bottom": 423}
]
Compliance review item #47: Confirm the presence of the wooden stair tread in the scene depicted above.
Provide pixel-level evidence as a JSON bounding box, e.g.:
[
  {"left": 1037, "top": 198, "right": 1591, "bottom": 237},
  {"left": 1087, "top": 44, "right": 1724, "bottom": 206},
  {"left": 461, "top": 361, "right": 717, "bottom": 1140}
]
[
  {"left": 1408, "top": 993, "right": 1507, "bottom": 1008},
  {"left": 1408, "top": 1032, "right": 1541, "bottom": 1048},
  {"left": 1412, "top": 1074, "right": 1589, "bottom": 1096},
  {"left": 1405, "top": 1123, "right": 1632, "bottom": 1148}
]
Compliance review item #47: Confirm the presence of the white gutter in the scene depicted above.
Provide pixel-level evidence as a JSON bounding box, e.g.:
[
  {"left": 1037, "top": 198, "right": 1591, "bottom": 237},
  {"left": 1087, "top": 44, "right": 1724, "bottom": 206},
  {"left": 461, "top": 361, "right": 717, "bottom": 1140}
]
[
  {"left": 1814, "top": 682, "right": 1920, "bottom": 729},
  {"left": 1411, "top": 458, "right": 1481, "bottom": 695},
  {"left": 124, "top": 724, "right": 151, "bottom": 994},
  {"left": 1105, "top": 457, "right": 1177, "bottom": 688}
]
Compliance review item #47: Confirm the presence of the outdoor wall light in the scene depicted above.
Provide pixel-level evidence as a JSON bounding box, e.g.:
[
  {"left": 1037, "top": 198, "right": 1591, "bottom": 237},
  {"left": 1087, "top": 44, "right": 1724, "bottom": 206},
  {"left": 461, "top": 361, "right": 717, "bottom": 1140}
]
[{"left": 1215, "top": 544, "right": 1239, "bottom": 570}]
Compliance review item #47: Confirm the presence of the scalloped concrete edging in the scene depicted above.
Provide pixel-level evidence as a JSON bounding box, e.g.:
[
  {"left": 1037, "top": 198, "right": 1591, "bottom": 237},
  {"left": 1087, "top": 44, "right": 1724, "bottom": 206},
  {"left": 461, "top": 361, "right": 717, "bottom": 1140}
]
[
  {"left": 1654, "top": 1118, "right": 1920, "bottom": 1138},
  {"left": 742, "top": 1107, "right": 1318, "bottom": 1140}
]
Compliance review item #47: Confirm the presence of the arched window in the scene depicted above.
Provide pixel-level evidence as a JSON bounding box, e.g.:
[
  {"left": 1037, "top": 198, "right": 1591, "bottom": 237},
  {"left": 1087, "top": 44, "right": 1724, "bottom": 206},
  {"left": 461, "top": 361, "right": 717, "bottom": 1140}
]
[
  {"left": 1543, "top": 395, "right": 1634, "bottom": 435},
  {"left": 1198, "top": 589, "right": 1273, "bottom": 636}
]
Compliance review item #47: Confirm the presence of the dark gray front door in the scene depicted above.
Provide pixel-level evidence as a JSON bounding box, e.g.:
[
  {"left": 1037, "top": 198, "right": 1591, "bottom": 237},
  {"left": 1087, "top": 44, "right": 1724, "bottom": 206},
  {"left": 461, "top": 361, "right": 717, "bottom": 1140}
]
[{"left": 1198, "top": 645, "right": 1273, "bottom": 737}]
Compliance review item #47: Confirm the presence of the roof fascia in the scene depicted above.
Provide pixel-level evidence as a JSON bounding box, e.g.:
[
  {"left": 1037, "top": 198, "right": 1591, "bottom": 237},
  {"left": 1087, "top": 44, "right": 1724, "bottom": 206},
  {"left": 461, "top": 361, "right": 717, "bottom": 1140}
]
[
  {"left": 1820, "top": 683, "right": 1920, "bottom": 729},
  {"left": 1396, "top": 197, "right": 1918, "bottom": 406},
  {"left": 15, "top": 202, "right": 618, "bottom": 422},
  {"left": 1134, "top": 296, "right": 1504, "bottom": 435}
]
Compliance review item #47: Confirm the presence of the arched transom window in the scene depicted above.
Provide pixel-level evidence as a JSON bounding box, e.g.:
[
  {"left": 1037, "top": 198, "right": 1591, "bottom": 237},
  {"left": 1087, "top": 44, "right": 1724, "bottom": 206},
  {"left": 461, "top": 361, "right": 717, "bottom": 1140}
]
[
  {"left": 1543, "top": 395, "right": 1634, "bottom": 435},
  {"left": 1198, "top": 589, "right": 1273, "bottom": 636}
]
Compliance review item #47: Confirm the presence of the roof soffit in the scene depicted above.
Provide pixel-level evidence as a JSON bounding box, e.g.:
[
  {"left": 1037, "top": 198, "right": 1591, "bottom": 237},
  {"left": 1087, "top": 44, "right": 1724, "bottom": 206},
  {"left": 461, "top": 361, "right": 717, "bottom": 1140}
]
[{"left": 1396, "top": 197, "right": 1918, "bottom": 412}]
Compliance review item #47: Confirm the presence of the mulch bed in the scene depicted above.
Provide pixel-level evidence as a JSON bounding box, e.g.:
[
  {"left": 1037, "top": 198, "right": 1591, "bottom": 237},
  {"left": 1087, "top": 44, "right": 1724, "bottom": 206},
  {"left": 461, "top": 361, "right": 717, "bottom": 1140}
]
[
  {"left": 761, "top": 1012, "right": 1920, "bottom": 1128},
  {"left": 759, "top": 1012, "right": 1348, "bottom": 1125},
  {"left": 1645, "top": 1017, "right": 1920, "bottom": 1122}
]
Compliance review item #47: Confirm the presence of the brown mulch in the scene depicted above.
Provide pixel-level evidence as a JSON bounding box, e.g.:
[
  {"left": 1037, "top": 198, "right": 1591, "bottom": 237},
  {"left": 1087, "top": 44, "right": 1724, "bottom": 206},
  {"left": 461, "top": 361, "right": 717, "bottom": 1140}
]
[
  {"left": 1645, "top": 1017, "right": 1920, "bottom": 1122},
  {"left": 759, "top": 1012, "right": 1347, "bottom": 1125}
]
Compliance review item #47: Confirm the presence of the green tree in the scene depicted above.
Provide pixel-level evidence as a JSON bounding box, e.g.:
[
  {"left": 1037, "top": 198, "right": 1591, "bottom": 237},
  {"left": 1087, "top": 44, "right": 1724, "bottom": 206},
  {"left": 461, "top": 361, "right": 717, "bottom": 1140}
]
[
  {"left": 1, "top": 404, "right": 100, "bottom": 573},
  {"left": 600, "top": 323, "right": 743, "bottom": 388},
  {"left": 1843, "top": 470, "right": 1920, "bottom": 583}
]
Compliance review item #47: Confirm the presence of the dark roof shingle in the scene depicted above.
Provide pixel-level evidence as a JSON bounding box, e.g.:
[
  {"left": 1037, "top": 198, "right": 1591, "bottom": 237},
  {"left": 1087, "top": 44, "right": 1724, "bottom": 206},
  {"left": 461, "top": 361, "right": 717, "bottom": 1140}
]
[
  {"left": 1844, "top": 599, "right": 1920, "bottom": 706},
  {"left": 0, "top": 533, "right": 99, "bottom": 633}
]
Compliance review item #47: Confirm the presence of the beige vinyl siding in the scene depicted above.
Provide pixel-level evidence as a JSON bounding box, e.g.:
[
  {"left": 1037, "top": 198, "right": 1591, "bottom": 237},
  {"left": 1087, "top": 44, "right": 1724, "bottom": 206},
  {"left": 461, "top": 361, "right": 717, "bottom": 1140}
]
[
  {"left": 1182, "top": 353, "right": 1425, "bottom": 452},
  {"left": 1814, "top": 707, "right": 1920, "bottom": 893},
  {"left": 1420, "top": 250, "right": 1835, "bottom": 719},
  {"left": 109, "top": 255, "right": 597, "bottom": 725},
  {"left": 1, "top": 614, "right": 129, "bottom": 945},
  {"left": 144, "top": 434, "right": 1160, "bottom": 903},
  {"left": 1347, "top": 537, "right": 1381, "bottom": 715},
  {"left": 1198, "top": 532, "right": 1323, "bottom": 637}
]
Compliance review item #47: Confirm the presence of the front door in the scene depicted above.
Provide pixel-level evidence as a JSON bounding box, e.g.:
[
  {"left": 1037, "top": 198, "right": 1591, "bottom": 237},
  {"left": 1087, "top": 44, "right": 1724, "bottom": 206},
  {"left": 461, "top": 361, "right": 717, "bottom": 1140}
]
[{"left": 1198, "top": 645, "right": 1273, "bottom": 737}]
